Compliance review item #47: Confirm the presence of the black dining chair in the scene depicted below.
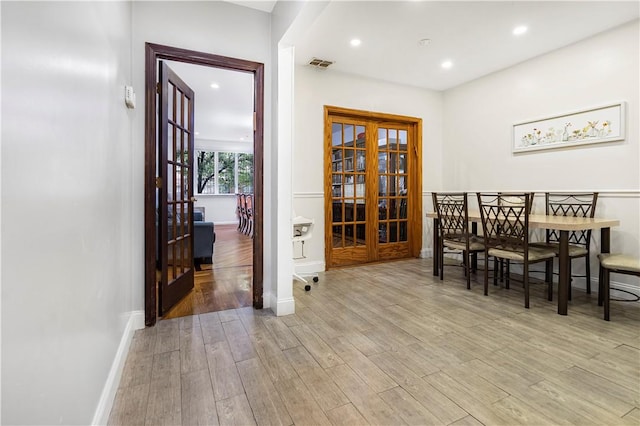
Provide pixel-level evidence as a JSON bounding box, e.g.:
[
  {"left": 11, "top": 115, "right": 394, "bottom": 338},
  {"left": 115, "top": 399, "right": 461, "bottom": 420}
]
[
  {"left": 477, "top": 193, "right": 555, "bottom": 308},
  {"left": 530, "top": 192, "right": 598, "bottom": 299},
  {"left": 432, "top": 192, "right": 485, "bottom": 289},
  {"left": 597, "top": 253, "right": 640, "bottom": 321},
  {"left": 497, "top": 192, "right": 536, "bottom": 283}
]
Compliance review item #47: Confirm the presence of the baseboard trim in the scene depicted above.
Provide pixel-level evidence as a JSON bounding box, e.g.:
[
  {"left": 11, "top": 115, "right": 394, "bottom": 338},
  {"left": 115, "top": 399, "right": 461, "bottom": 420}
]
[
  {"left": 609, "top": 280, "right": 640, "bottom": 298},
  {"left": 91, "top": 310, "right": 145, "bottom": 426},
  {"left": 477, "top": 264, "right": 640, "bottom": 298},
  {"left": 214, "top": 220, "right": 238, "bottom": 225},
  {"left": 420, "top": 248, "right": 432, "bottom": 259},
  {"left": 271, "top": 295, "right": 295, "bottom": 316}
]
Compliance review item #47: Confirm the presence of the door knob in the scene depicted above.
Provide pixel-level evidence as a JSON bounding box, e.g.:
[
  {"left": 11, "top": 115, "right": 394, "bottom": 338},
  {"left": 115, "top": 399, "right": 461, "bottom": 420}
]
[{"left": 190, "top": 197, "right": 198, "bottom": 202}]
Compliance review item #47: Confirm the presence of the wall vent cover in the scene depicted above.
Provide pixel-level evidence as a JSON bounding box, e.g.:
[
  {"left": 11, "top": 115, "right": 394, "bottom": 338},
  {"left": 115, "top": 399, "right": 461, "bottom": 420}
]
[{"left": 308, "top": 58, "right": 334, "bottom": 68}]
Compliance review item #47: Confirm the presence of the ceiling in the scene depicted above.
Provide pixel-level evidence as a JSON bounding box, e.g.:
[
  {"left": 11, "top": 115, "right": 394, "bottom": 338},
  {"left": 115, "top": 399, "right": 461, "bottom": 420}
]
[
  {"left": 294, "top": 1, "right": 639, "bottom": 91},
  {"left": 170, "top": 1, "right": 638, "bottom": 143},
  {"left": 224, "top": 0, "right": 277, "bottom": 13},
  {"left": 165, "top": 60, "right": 254, "bottom": 149}
]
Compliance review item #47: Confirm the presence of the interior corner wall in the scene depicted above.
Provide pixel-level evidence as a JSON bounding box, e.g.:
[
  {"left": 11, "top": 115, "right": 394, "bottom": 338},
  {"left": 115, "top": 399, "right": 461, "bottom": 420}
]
[
  {"left": 130, "top": 1, "right": 273, "bottom": 308},
  {"left": 269, "top": 0, "right": 328, "bottom": 313},
  {"left": 1, "top": 2, "right": 135, "bottom": 424},
  {"left": 293, "top": 66, "right": 444, "bottom": 268},
  {"left": 442, "top": 20, "right": 640, "bottom": 290}
]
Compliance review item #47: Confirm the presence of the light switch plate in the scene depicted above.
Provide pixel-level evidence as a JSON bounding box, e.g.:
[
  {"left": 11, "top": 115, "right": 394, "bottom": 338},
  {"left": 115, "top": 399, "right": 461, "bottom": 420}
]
[{"left": 124, "top": 85, "right": 136, "bottom": 109}]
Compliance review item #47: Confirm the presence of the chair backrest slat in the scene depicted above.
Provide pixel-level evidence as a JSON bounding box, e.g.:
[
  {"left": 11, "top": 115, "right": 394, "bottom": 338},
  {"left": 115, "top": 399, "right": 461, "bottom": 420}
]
[
  {"left": 477, "top": 193, "right": 530, "bottom": 253},
  {"left": 545, "top": 192, "right": 598, "bottom": 246},
  {"left": 432, "top": 192, "right": 469, "bottom": 246}
]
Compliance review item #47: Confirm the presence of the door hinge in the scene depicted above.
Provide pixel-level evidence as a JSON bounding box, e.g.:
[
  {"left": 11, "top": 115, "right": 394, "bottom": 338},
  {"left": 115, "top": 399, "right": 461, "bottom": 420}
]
[
  {"left": 156, "top": 177, "right": 162, "bottom": 188},
  {"left": 253, "top": 112, "right": 257, "bottom": 132},
  {"left": 156, "top": 82, "right": 161, "bottom": 94}
]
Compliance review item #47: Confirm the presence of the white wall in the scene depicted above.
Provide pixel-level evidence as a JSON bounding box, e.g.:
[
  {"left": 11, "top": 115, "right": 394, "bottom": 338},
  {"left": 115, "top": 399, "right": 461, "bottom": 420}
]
[
  {"left": 195, "top": 196, "right": 238, "bottom": 224},
  {"left": 293, "top": 66, "right": 444, "bottom": 270},
  {"left": 1, "top": 2, "right": 137, "bottom": 424},
  {"left": 442, "top": 20, "right": 640, "bottom": 291},
  {"left": 130, "top": 1, "right": 272, "bottom": 308},
  {"left": 269, "top": 0, "right": 330, "bottom": 315}
]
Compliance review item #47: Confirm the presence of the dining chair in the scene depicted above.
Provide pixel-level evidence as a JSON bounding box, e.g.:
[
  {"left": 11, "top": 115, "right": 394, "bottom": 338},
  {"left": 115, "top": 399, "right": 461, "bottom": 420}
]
[
  {"left": 597, "top": 253, "right": 640, "bottom": 321},
  {"left": 236, "top": 193, "right": 244, "bottom": 231},
  {"left": 477, "top": 193, "right": 555, "bottom": 308},
  {"left": 432, "top": 192, "right": 485, "bottom": 289},
  {"left": 238, "top": 193, "right": 247, "bottom": 234},
  {"left": 497, "top": 192, "right": 535, "bottom": 283},
  {"left": 245, "top": 194, "right": 254, "bottom": 237},
  {"left": 530, "top": 192, "right": 598, "bottom": 299}
]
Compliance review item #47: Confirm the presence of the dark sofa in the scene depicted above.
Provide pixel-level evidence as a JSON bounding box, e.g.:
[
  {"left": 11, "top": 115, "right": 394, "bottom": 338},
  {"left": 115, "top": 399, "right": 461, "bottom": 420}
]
[
  {"left": 157, "top": 209, "right": 215, "bottom": 265},
  {"left": 193, "top": 210, "right": 215, "bottom": 264}
]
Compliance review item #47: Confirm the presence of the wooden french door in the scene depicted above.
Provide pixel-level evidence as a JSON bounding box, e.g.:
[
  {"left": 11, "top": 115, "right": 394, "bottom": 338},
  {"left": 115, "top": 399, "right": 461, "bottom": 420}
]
[
  {"left": 325, "top": 106, "right": 422, "bottom": 268},
  {"left": 145, "top": 43, "right": 264, "bottom": 326},
  {"left": 157, "top": 61, "right": 195, "bottom": 315}
]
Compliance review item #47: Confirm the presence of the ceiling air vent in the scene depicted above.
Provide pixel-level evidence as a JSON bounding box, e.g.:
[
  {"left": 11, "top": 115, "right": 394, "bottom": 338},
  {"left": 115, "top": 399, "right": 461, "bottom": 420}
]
[{"left": 308, "top": 58, "right": 334, "bottom": 68}]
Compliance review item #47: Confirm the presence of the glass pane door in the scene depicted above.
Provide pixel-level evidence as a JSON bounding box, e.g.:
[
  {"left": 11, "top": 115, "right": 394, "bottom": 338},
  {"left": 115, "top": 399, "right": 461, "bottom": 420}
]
[
  {"left": 377, "top": 127, "right": 409, "bottom": 244},
  {"left": 331, "top": 122, "right": 367, "bottom": 249},
  {"left": 325, "top": 107, "right": 420, "bottom": 269}
]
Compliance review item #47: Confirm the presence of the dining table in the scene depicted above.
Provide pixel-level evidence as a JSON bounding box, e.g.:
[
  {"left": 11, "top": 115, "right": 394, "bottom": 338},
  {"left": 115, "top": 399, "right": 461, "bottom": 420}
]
[{"left": 427, "top": 211, "right": 620, "bottom": 315}]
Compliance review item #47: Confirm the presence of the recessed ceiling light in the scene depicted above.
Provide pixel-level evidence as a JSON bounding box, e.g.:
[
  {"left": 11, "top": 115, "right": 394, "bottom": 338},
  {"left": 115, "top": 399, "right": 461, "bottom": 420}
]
[
  {"left": 441, "top": 60, "right": 453, "bottom": 69},
  {"left": 350, "top": 38, "right": 361, "bottom": 47},
  {"left": 210, "top": 83, "right": 220, "bottom": 89},
  {"left": 418, "top": 38, "right": 432, "bottom": 47},
  {"left": 513, "top": 25, "right": 528, "bottom": 36}
]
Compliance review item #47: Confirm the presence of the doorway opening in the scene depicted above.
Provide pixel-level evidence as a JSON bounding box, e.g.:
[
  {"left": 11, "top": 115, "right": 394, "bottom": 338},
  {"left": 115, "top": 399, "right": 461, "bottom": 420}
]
[{"left": 144, "top": 43, "right": 264, "bottom": 327}]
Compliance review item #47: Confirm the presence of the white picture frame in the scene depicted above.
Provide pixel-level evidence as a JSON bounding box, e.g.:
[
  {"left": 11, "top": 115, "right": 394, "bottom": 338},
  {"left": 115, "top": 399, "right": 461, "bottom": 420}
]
[{"left": 513, "top": 102, "right": 625, "bottom": 153}]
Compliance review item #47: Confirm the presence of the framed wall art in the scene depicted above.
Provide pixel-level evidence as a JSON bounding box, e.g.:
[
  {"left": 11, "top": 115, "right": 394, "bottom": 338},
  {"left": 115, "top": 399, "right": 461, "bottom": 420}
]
[{"left": 513, "top": 102, "right": 625, "bottom": 153}]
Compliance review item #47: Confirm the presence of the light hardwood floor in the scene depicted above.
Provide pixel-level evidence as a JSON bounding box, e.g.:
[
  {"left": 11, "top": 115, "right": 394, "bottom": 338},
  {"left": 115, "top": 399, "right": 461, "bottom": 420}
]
[{"left": 110, "top": 258, "right": 640, "bottom": 425}]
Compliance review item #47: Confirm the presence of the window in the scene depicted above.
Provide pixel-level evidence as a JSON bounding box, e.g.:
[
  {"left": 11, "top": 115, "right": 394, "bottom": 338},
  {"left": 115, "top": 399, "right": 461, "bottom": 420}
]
[{"left": 196, "top": 150, "right": 253, "bottom": 195}]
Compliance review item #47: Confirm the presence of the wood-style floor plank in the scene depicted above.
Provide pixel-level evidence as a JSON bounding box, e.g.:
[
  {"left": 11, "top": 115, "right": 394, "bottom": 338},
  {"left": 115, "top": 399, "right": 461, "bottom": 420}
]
[
  {"left": 110, "top": 258, "right": 640, "bottom": 426},
  {"left": 289, "top": 324, "right": 344, "bottom": 369},
  {"left": 216, "top": 393, "right": 257, "bottom": 426},
  {"left": 179, "top": 323, "right": 208, "bottom": 374},
  {"left": 108, "top": 383, "right": 149, "bottom": 426},
  {"left": 283, "top": 345, "right": 350, "bottom": 411},
  {"left": 205, "top": 340, "right": 245, "bottom": 401},
  {"left": 140, "top": 353, "right": 183, "bottom": 426},
  {"left": 378, "top": 386, "right": 442, "bottom": 425},
  {"left": 274, "top": 377, "right": 332, "bottom": 426},
  {"left": 325, "top": 363, "right": 406, "bottom": 425},
  {"left": 324, "top": 403, "right": 368, "bottom": 426},
  {"left": 236, "top": 357, "right": 293, "bottom": 426},
  {"left": 180, "top": 370, "right": 219, "bottom": 426}
]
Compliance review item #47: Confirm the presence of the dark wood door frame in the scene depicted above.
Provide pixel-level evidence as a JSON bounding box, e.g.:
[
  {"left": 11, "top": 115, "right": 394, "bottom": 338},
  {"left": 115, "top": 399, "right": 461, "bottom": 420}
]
[{"left": 145, "top": 42, "right": 264, "bottom": 326}]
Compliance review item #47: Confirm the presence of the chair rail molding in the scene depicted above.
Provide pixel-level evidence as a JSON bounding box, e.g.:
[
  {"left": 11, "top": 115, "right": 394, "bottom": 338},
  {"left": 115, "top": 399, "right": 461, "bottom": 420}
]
[
  {"left": 424, "top": 190, "right": 640, "bottom": 200},
  {"left": 293, "top": 191, "right": 324, "bottom": 198}
]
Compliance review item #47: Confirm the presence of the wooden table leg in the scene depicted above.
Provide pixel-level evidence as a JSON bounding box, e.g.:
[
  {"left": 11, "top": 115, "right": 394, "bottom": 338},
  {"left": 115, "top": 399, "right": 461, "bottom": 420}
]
[
  {"left": 471, "top": 222, "right": 478, "bottom": 271},
  {"left": 600, "top": 227, "right": 611, "bottom": 319},
  {"left": 433, "top": 217, "right": 439, "bottom": 276},
  {"left": 601, "top": 227, "right": 610, "bottom": 253},
  {"left": 558, "top": 230, "right": 569, "bottom": 315}
]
